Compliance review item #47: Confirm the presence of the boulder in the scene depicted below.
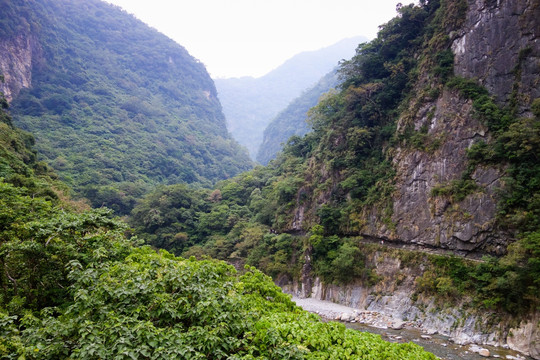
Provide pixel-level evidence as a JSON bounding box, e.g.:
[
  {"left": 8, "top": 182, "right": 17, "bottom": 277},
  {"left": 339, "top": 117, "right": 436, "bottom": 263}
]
[
  {"left": 479, "top": 348, "right": 490, "bottom": 357},
  {"left": 391, "top": 320, "right": 405, "bottom": 330}
]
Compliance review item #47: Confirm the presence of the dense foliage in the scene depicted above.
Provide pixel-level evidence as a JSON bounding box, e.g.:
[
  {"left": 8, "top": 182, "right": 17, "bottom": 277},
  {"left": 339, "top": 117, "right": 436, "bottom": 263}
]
[
  {"left": 0, "top": 184, "right": 436, "bottom": 359},
  {"left": 3, "top": 0, "right": 252, "bottom": 215},
  {"left": 1, "top": 247, "right": 437, "bottom": 359},
  {"left": 256, "top": 70, "right": 339, "bottom": 165}
]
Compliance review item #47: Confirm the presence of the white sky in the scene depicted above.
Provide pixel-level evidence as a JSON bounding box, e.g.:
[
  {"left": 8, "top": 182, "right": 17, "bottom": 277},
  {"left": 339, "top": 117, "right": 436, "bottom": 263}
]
[{"left": 104, "top": 0, "right": 401, "bottom": 78}]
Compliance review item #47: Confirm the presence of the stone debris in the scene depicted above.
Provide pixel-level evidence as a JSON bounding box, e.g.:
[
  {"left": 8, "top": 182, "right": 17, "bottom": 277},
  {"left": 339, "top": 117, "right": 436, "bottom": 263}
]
[
  {"left": 479, "top": 349, "right": 491, "bottom": 357},
  {"left": 469, "top": 344, "right": 491, "bottom": 357},
  {"left": 391, "top": 320, "right": 404, "bottom": 330},
  {"left": 506, "top": 355, "right": 526, "bottom": 360},
  {"left": 330, "top": 310, "right": 414, "bottom": 330}
]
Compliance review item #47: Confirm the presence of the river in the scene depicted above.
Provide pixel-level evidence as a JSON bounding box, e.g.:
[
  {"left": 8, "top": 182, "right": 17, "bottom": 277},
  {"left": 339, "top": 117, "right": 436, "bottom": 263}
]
[
  {"left": 344, "top": 322, "right": 530, "bottom": 360},
  {"left": 292, "top": 296, "right": 532, "bottom": 360}
]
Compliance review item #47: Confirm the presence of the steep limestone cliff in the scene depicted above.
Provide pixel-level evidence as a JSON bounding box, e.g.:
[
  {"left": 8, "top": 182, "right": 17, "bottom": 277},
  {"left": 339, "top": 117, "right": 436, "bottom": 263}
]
[
  {"left": 0, "top": 33, "right": 42, "bottom": 102},
  {"left": 280, "top": 0, "right": 539, "bottom": 357},
  {"left": 452, "top": 0, "right": 539, "bottom": 113},
  {"left": 287, "top": 0, "right": 538, "bottom": 256},
  {"left": 367, "top": 0, "right": 538, "bottom": 253},
  {"left": 363, "top": 88, "right": 508, "bottom": 255}
]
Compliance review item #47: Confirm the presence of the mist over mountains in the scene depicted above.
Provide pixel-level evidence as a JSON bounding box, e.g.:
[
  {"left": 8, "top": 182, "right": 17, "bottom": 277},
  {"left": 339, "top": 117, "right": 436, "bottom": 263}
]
[{"left": 215, "top": 36, "right": 366, "bottom": 159}]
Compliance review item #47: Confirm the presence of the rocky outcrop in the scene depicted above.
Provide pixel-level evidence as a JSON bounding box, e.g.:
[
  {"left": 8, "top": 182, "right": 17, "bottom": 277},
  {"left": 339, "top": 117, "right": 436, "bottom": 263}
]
[
  {"left": 280, "top": 1, "right": 540, "bottom": 357},
  {"left": 360, "top": 89, "right": 509, "bottom": 255},
  {"left": 285, "top": 1, "right": 538, "bottom": 256},
  {"left": 349, "top": 0, "right": 540, "bottom": 255},
  {"left": 451, "top": 0, "right": 539, "bottom": 113},
  {"left": 0, "top": 34, "right": 42, "bottom": 102},
  {"left": 507, "top": 315, "right": 540, "bottom": 359}
]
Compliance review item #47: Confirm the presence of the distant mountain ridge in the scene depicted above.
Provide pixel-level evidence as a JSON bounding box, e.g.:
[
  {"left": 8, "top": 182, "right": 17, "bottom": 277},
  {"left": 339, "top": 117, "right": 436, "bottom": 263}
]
[
  {"left": 215, "top": 36, "right": 366, "bottom": 159},
  {"left": 256, "top": 69, "right": 340, "bottom": 165},
  {"left": 0, "top": 0, "right": 253, "bottom": 214}
]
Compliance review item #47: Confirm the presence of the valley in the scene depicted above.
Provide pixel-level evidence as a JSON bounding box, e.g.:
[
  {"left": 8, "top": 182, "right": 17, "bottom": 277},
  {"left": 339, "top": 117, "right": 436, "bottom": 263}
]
[{"left": 0, "top": 0, "right": 539, "bottom": 358}]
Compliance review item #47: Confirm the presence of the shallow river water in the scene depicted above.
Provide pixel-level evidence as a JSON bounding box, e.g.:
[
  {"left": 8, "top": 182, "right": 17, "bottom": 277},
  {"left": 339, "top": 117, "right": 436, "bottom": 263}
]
[
  {"left": 292, "top": 296, "right": 531, "bottom": 360},
  {"left": 343, "top": 322, "right": 531, "bottom": 360}
]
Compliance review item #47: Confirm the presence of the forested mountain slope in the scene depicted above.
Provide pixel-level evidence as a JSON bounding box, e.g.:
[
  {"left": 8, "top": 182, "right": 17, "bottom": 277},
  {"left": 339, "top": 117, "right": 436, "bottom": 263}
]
[
  {"left": 0, "top": 0, "right": 253, "bottom": 214},
  {"left": 0, "top": 79, "right": 438, "bottom": 358},
  {"left": 256, "top": 69, "right": 339, "bottom": 165},
  {"left": 132, "top": 0, "right": 540, "bottom": 355},
  {"left": 215, "top": 37, "right": 365, "bottom": 158}
]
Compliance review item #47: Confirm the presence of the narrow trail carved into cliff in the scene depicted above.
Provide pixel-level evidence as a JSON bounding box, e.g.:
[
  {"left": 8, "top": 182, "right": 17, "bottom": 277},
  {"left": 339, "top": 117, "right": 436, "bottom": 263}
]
[
  {"left": 358, "top": 234, "right": 487, "bottom": 262},
  {"left": 283, "top": 229, "right": 487, "bottom": 261}
]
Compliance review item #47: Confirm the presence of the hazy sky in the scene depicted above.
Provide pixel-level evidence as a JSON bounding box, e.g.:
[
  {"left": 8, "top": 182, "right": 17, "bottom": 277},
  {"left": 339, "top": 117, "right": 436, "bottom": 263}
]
[{"left": 104, "top": 0, "right": 401, "bottom": 78}]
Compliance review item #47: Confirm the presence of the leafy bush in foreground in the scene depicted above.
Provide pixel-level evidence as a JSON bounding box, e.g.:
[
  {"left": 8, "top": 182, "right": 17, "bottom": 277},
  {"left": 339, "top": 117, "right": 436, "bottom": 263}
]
[{"left": 1, "top": 244, "right": 436, "bottom": 359}]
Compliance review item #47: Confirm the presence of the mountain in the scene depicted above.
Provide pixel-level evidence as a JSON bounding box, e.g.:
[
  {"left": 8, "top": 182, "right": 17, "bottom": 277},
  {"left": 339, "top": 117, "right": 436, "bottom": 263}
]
[
  {"left": 0, "top": 0, "right": 253, "bottom": 214},
  {"left": 133, "top": 0, "right": 540, "bottom": 356},
  {"left": 256, "top": 69, "right": 340, "bottom": 165},
  {"left": 0, "top": 92, "right": 436, "bottom": 360},
  {"left": 215, "top": 36, "right": 366, "bottom": 158}
]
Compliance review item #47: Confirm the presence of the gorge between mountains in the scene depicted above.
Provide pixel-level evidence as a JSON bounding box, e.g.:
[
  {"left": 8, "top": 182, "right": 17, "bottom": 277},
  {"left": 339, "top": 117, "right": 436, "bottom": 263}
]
[{"left": 0, "top": 0, "right": 539, "bottom": 358}]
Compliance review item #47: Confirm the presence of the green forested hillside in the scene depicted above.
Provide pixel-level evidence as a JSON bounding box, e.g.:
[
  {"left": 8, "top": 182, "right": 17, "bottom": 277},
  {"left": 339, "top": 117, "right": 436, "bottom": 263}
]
[
  {"left": 2, "top": 0, "right": 252, "bottom": 214},
  {"left": 256, "top": 69, "right": 339, "bottom": 165},
  {"left": 0, "top": 91, "right": 436, "bottom": 359},
  {"left": 132, "top": 0, "right": 540, "bottom": 317}
]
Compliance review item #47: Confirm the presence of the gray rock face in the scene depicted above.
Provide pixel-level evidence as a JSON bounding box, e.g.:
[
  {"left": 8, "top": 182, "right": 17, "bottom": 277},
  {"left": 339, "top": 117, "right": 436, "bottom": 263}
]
[
  {"left": 285, "top": 1, "right": 537, "bottom": 257},
  {"left": 283, "top": 1, "right": 540, "bottom": 358},
  {"left": 379, "top": 89, "right": 509, "bottom": 254},
  {"left": 0, "top": 34, "right": 42, "bottom": 102},
  {"left": 452, "top": 0, "right": 539, "bottom": 114},
  {"left": 507, "top": 314, "right": 540, "bottom": 359},
  {"left": 358, "top": 0, "right": 540, "bottom": 255}
]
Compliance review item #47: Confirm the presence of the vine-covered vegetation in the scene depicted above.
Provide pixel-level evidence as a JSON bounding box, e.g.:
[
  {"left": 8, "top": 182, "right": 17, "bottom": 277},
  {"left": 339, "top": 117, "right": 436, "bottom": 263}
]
[{"left": 2, "top": 0, "right": 252, "bottom": 215}]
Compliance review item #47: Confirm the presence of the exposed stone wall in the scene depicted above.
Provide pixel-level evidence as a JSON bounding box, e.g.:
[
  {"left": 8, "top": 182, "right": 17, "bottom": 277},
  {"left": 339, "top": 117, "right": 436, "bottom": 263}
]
[
  {"left": 0, "top": 34, "right": 41, "bottom": 102},
  {"left": 281, "top": 1, "right": 540, "bottom": 357},
  {"left": 358, "top": 0, "right": 540, "bottom": 254},
  {"left": 282, "top": 250, "right": 540, "bottom": 359},
  {"left": 364, "top": 89, "right": 509, "bottom": 255},
  {"left": 452, "top": 0, "right": 539, "bottom": 113}
]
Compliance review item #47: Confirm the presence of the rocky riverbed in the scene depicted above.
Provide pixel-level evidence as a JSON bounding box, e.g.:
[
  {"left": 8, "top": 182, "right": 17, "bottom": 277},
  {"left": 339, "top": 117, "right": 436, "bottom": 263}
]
[{"left": 292, "top": 296, "right": 532, "bottom": 360}]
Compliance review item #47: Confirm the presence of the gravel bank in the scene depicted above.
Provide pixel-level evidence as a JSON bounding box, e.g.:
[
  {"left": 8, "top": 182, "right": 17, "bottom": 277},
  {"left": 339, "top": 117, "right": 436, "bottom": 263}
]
[
  {"left": 292, "top": 296, "right": 358, "bottom": 319},
  {"left": 291, "top": 296, "right": 410, "bottom": 329}
]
